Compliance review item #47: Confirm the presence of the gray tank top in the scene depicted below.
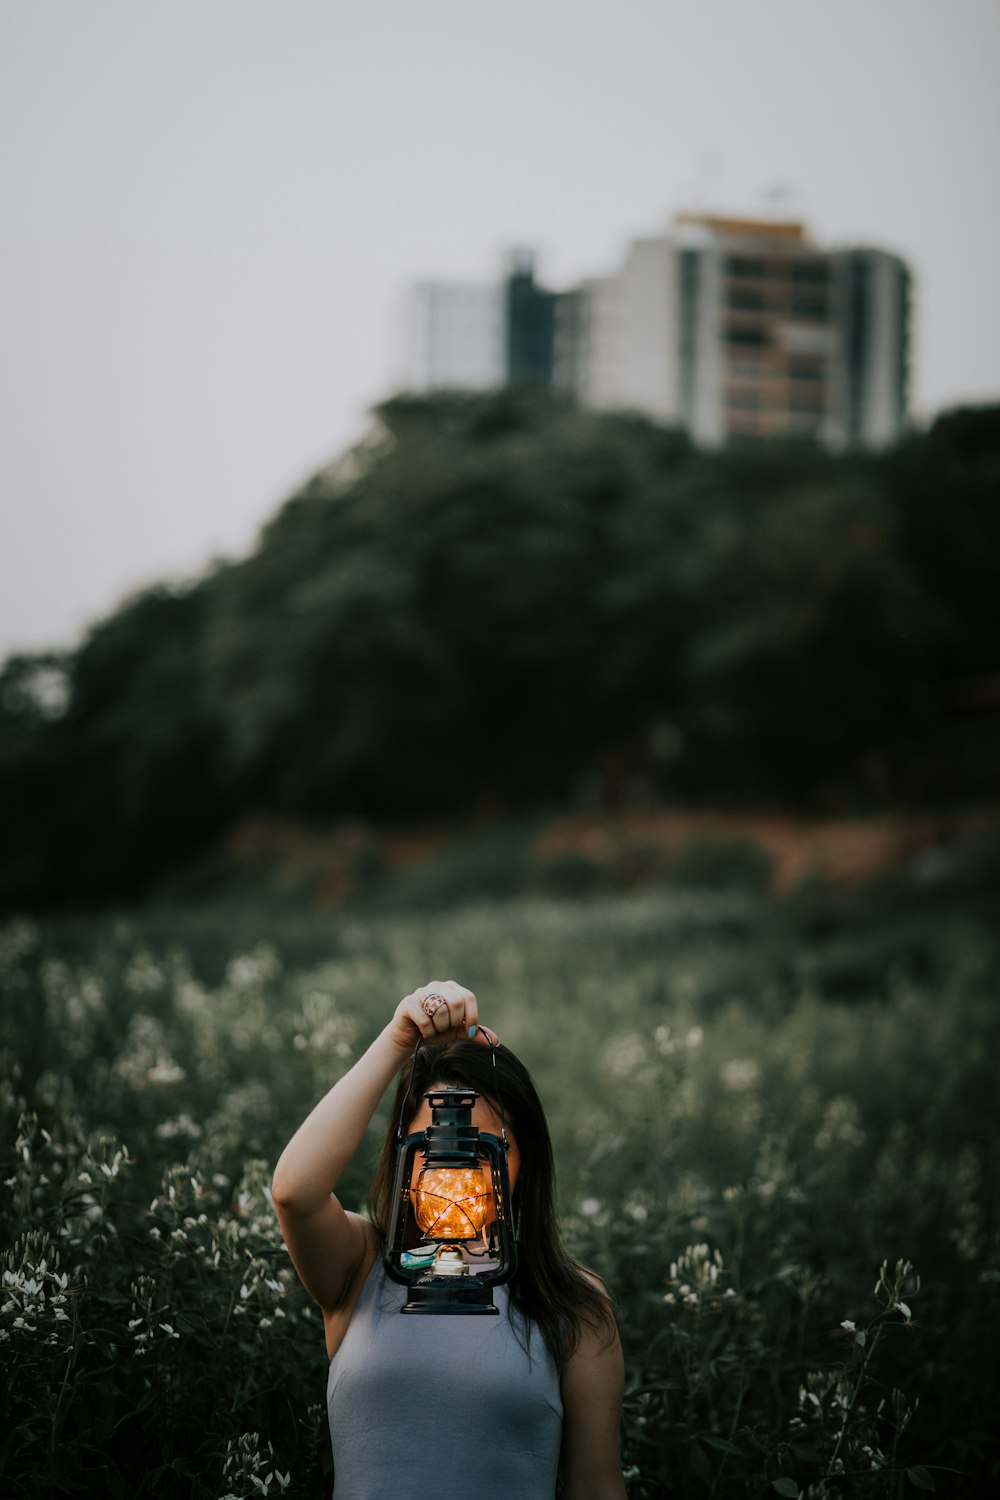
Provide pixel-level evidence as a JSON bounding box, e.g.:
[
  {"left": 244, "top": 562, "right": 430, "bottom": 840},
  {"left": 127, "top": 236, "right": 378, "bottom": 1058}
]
[{"left": 327, "top": 1259, "right": 563, "bottom": 1498}]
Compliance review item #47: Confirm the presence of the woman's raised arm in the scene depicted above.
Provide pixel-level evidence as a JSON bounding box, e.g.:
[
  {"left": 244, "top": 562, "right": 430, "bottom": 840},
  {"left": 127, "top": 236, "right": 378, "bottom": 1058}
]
[{"left": 271, "top": 981, "right": 485, "bottom": 1314}]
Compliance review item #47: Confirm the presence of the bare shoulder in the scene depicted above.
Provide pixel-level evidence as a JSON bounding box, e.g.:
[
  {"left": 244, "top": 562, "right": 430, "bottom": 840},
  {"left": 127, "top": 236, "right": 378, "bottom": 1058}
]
[
  {"left": 573, "top": 1263, "right": 619, "bottom": 1345},
  {"left": 577, "top": 1263, "right": 611, "bottom": 1297},
  {"left": 559, "top": 1267, "right": 627, "bottom": 1499}
]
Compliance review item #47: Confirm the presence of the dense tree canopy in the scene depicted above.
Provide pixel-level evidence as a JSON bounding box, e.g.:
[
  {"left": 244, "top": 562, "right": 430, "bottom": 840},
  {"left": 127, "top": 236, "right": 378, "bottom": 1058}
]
[{"left": 3, "top": 390, "right": 999, "bottom": 906}]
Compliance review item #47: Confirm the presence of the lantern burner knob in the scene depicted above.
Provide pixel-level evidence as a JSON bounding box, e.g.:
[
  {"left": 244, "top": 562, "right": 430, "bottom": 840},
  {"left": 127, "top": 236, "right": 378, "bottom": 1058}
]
[{"left": 433, "top": 1247, "right": 470, "bottom": 1277}]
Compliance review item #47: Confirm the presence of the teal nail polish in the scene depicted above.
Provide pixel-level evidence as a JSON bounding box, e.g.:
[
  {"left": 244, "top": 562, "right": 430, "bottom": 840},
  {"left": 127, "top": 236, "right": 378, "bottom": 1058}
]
[{"left": 468, "top": 1025, "right": 478, "bottom": 1039}]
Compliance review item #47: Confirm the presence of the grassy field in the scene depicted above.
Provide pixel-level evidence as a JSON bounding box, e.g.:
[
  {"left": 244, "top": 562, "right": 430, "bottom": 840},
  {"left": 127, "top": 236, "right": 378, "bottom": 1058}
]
[{"left": 2, "top": 868, "right": 998, "bottom": 1497}]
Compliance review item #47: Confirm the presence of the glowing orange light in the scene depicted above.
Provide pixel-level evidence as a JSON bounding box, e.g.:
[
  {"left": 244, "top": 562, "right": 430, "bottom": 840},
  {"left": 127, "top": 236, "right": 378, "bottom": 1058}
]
[{"left": 412, "top": 1165, "right": 491, "bottom": 1241}]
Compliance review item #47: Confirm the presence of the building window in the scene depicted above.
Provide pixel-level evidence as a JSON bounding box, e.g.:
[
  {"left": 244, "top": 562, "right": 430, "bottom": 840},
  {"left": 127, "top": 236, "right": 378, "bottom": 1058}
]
[
  {"left": 726, "top": 290, "right": 765, "bottom": 311},
  {"left": 725, "top": 327, "right": 769, "bottom": 346},
  {"left": 725, "top": 412, "right": 762, "bottom": 437},
  {"left": 725, "top": 256, "right": 766, "bottom": 279},
  {"left": 788, "top": 411, "right": 823, "bottom": 435},
  {"left": 791, "top": 299, "right": 829, "bottom": 320},
  {"left": 728, "top": 360, "right": 764, "bottom": 380},
  {"left": 792, "top": 262, "right": 829, "bottom": 287}
]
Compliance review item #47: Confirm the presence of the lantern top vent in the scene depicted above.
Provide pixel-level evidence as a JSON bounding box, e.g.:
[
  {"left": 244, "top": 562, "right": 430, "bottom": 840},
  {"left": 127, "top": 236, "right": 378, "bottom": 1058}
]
[{"left": 425, "top": 1088, "right": 478, "bottom": 1116}]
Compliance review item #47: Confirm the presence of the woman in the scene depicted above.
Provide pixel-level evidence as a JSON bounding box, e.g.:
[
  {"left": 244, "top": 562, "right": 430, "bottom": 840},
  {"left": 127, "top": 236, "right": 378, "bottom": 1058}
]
[{"left": 272, "top": 979, "right": 628, "bottom": 1499}]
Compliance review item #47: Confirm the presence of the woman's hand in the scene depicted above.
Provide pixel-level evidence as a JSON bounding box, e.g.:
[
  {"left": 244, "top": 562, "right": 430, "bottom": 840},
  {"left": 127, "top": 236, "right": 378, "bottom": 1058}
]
[{"left": 390, "top": 981, "right": 497, "bottom": 1053}]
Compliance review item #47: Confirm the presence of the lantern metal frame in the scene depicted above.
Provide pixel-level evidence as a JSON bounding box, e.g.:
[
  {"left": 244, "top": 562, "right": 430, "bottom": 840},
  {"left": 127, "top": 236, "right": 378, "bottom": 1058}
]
[{"left": 382, "top": 1046, "right": 518, "bottom": 1314}]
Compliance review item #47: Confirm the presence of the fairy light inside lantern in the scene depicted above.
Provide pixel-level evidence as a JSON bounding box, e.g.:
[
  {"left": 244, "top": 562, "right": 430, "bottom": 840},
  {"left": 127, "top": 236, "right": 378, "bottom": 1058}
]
[
  {"left": 383, "top": 1075, "right": 517, "bottom": 1315},
  {"left": 412, "top": 1164, "right": 491, "bottom": 1240}
]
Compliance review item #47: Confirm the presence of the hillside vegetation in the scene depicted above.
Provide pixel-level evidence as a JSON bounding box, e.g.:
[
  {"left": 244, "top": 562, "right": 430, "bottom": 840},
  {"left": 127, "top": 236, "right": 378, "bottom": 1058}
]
[{"left": 2, "top": 394, "right": 999, "bottom": 908}]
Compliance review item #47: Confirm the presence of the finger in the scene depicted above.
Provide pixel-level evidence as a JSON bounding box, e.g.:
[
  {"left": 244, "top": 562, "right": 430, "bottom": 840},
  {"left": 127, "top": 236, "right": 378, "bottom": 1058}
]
[
  {"left": 447, "top": 990, "right": 483, "bottom": 1042},
  {"left": 473, "top": 1024, "right": 499, "bottom": 1048},
  {"left": 415, "top": 986, "right": 465, "bottom": 1039},
  {"left": 462, "top": 991, "right": 480, "bottom": 1038},
  {"left": 403, "top": 991, "right": 449, "bottom": 1041},
  {"left": 430, "top": 996, "right": 459, "bottom": 1032},
  {"left": 434, "top": 988, "right": 472, "bottom": 1029}
]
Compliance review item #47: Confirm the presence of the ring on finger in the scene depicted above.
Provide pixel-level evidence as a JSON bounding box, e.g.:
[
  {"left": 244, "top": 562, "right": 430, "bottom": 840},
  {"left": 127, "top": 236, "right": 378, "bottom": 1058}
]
[{"left": 420, "top": 993, "right": 448, "bottom": 1019}]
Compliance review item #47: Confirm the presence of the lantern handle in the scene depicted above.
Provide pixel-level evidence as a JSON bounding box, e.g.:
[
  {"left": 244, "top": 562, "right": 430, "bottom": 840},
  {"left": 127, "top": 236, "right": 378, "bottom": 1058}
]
[
  {"left": 396, "top": 1029, "right": 510, "bottom": 1152},
  {"left": 397, "top": 1035, "right": 424, "bottom": 1143},
  {"left": 487, "top": 1034, "right": 510, "bottom": 1151}
]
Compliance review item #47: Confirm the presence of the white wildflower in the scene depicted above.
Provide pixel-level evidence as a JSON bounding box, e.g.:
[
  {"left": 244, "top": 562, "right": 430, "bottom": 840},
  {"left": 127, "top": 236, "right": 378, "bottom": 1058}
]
[{"left": 720, "top": 1058, "right": 760, "bottom": 1092}]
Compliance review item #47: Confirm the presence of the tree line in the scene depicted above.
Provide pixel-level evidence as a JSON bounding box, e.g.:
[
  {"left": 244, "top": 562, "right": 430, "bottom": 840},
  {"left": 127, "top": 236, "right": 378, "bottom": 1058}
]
[{"left": 2, "top": 389, "right": 998, "bottom": 907}]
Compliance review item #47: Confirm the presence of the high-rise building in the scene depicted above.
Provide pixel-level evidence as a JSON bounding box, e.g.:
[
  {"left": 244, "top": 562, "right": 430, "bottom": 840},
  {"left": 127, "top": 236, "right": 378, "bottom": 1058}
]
[
  {"left": 408, "top": 215, "right": 911, "bottom": 450},
  {"left": 561, "top": 215, "right": 911, "bottom": 449}
]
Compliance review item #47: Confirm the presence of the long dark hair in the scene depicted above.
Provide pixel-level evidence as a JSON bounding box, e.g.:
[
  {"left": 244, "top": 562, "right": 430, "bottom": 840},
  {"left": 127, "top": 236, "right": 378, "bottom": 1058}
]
[{"left": 368, "top": 1038, "right": 613, "bottom": 1366}]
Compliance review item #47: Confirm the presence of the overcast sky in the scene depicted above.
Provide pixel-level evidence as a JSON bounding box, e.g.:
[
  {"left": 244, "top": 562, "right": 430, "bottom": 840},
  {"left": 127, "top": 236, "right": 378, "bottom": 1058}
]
[{"left": 2, "top": 0, "right": 998, "bottom": 662}]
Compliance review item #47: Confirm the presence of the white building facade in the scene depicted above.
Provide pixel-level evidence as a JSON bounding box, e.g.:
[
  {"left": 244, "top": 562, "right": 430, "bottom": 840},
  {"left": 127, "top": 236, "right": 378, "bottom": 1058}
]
[{"left": 559, "top": 215, "right": 910, "bottom": 451}]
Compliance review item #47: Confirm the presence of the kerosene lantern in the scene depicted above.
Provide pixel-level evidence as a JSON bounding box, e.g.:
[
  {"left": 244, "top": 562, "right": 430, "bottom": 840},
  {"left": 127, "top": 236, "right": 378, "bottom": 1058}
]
[{"left": 383, "top": 1079, "right": 517, "bottom": 1314}]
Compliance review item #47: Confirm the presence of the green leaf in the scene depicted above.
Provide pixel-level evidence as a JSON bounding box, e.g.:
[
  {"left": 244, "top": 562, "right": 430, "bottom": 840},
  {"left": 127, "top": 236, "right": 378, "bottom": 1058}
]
[
  {"left": 700, "top": 1435, "right": 742, "bottom": 1455},
  {"left": 690, "top": 1442, "right": 713, "bottom": 1486},
  {"left": 907, "top": 1468, "right": 936, "bottom": 1492},
  {"left": 773, "top": 1481, "right": 800, "bottom": 1499}
]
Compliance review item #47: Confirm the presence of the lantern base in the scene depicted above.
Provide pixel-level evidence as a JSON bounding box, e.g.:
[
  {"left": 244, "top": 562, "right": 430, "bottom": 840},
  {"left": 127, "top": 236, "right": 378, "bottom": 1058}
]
[{"left": 400, "top": 1279, "right": 499, "bottom": 1315}]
